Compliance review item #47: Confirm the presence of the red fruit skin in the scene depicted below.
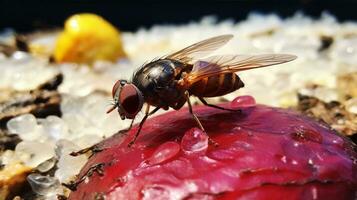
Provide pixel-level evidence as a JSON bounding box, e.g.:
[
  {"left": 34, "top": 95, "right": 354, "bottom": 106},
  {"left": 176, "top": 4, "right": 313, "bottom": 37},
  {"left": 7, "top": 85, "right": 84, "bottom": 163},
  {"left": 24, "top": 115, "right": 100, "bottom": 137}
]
[{"left": 68, "top": 103, "right": 357, "bottom": 200}]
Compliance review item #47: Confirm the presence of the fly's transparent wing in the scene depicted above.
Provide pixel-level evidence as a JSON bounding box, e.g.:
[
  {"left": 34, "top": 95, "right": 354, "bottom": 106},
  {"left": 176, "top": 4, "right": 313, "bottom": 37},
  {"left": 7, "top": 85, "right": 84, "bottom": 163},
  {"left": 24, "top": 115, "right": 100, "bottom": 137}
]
[
  {"left": 186, "top": 54, "right": 297, "bottom": 84},
  {"left": 166, "top": 34, "right": 233, "bottom": 63}
]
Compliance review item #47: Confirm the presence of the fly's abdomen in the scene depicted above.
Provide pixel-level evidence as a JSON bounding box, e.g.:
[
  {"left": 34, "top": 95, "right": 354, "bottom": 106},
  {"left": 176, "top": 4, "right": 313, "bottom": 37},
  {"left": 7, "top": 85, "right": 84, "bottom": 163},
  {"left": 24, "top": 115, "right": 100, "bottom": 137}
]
[{"left": 189, "top": 73, "right": 244, "bottom": 97}]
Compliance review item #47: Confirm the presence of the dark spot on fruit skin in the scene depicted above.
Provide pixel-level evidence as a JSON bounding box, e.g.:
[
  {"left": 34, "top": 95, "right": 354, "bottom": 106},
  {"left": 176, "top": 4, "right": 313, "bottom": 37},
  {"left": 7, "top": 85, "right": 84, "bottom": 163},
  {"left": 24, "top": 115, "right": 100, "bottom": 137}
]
[
  {"left": 70, "top": 144, "right": 104, "bottom": 158},
  {"left": 63, "top": 163, "right": 105, "bottom": 191},
  {"left": 291, "top": 127, "right": 323, "bottom": 144},
  {"left": 62, "top": 182, "right": 78, "bottom": 192}
]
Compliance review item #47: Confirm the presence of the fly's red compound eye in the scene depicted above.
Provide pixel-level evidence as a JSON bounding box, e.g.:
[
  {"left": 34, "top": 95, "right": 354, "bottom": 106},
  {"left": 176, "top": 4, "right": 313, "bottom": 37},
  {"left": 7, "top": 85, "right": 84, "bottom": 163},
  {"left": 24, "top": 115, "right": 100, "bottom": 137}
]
[
  {"left": 119, "top": 84, "right": 143, "bottom": 119},
  {"left": 112, "top": 80, "right": 122, "bottom": 99}
]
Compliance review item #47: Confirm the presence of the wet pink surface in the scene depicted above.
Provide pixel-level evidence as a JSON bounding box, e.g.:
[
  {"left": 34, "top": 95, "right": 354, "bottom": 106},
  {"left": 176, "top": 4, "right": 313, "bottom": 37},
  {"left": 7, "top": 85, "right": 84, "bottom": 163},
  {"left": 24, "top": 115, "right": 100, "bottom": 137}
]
[
  {"left": 231, "top": 95, "right": 256, "bottom": 108},
  {"left": 69, "top": 97, "right": 357, "bottom": 200}
]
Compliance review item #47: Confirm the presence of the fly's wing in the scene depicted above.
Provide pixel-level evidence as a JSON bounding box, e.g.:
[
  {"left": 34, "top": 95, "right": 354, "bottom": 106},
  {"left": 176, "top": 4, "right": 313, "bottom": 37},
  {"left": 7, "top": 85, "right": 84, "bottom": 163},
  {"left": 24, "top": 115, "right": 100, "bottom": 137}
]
[
  {"left": 165, "top": 34, "right": 233, "bottom": 63},
  {"left": 186, "top": 54, "right": 297, "bottom": 84}
]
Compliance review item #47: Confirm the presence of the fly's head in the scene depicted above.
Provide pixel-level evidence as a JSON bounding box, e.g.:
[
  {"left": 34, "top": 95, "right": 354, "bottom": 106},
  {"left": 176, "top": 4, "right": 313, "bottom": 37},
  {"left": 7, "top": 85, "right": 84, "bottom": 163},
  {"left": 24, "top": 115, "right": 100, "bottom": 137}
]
[{"left": 107, "top": 80, "right": 144, "bottom": 120}]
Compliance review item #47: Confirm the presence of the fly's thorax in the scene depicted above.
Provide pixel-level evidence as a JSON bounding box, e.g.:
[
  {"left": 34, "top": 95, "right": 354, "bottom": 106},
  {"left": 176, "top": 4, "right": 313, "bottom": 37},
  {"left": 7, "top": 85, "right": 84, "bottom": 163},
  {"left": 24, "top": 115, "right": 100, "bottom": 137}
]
[
  {"left": 132, "top": 59, "right": 186, "bottom": 92},
  {"left": 132, "top": 59, "right": 188, "bottom": 108}
]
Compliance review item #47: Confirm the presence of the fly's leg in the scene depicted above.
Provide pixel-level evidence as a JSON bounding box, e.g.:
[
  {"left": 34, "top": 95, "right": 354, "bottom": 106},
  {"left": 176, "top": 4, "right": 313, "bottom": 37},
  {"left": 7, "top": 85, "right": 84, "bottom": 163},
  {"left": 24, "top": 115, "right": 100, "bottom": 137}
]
[
  {"left": 128, "top": 105, "right": 160, "bottom": 147},
  {"left": 70, "top": 144, "right": 103, "bottom": 157},
  {"left": 198, "top": 97, "right": 241, "bottom": 113},
  {"left": 185, "top": 91, "right": 204, "bottom": 130},
  {"left": 185, "top": 91, "right": 218, "bottom": 147}
]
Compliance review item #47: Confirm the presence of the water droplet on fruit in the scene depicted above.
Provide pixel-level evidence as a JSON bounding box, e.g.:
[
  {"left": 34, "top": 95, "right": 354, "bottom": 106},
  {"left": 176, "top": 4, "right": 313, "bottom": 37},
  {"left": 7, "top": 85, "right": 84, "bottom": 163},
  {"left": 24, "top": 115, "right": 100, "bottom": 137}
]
[
  {"left": 181, "top": 128, "right": 208, "bottom": 156},
  {"left": 291, "top": 126, "right": 322, "bottom": 144},
  {"left": 231, "top": 95, "right": 256, "bottom": 109},
  {"left": 148, "top": 141, "right": 180, "bottom": 165}
]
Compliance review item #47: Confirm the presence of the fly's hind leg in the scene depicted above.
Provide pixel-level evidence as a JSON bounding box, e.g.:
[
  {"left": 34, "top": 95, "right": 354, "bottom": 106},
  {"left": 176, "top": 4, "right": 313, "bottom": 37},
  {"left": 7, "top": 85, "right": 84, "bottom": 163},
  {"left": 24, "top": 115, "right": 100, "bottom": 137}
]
[
  {"left": 198, "top": 97, "right": 241, "bottom": 113},
  {"left": 128, "top": 105, "right": 160, "bottom": 147},
  {"left": 184, "top": 91, "right": 218, "bottom": 147}
]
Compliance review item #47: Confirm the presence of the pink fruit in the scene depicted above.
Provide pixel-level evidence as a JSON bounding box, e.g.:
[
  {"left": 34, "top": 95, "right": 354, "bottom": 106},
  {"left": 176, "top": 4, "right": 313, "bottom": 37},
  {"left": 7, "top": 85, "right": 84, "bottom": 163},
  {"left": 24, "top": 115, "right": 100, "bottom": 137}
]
[{"left": 68, "top": 96, "right": 357, "bottom": 200}]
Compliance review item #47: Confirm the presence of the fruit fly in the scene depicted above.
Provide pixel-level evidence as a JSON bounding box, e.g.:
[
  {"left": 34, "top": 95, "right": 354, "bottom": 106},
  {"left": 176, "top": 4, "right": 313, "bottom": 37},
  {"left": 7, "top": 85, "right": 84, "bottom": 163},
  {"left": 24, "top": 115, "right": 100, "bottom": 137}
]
[{"left": 107, "top": 34, "right": 297, "bottom": 147}]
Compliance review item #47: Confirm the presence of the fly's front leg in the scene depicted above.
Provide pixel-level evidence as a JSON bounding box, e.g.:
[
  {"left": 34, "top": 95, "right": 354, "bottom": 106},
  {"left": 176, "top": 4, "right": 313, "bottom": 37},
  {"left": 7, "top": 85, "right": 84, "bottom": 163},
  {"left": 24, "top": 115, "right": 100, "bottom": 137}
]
[
  {"left": 184, "top": 91, "right": 218, "bottom": 147},
  {"left": 198, "top": 97, "right": 241, "bottom": 113},
  {"left": 128, "top": 105, "right": 160, "bottom": 147}
]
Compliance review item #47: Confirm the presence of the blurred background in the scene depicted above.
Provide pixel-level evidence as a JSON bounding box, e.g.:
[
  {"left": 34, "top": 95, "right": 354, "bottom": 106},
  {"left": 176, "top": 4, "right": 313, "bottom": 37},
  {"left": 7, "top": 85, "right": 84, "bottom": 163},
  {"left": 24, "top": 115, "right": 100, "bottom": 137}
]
[{"left": 1, "top": 0, "right": 357, "bottom": 32}]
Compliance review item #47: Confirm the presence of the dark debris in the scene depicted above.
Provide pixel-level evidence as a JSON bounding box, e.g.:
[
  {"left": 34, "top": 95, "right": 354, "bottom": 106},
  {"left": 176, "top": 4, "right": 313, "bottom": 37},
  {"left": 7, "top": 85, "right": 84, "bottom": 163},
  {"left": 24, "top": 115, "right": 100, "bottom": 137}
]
[
  {"left": 318, "top": 35, "right": 334, "bottom": 52},
  {"left": 0, "top": 74, "right": 63, "bottom": 128},
  {"left": 0, "top": 34, "right": 30, "bottom": 57},
  {"left": 295, "top": 93, "right": 357, "bottom": 143},
  {"left": 62, "top": 163, "right": 106, "bottom": 192},
  {"left": 0, "top": 130, "right": 21, "bottom": 152}
]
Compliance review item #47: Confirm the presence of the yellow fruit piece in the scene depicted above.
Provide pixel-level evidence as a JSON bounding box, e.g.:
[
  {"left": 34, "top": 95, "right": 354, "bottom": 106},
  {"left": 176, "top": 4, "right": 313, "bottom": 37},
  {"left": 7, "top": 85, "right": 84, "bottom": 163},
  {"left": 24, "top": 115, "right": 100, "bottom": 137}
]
[{"left": 54, "top": 13, "right": 126, "bottom": 64}]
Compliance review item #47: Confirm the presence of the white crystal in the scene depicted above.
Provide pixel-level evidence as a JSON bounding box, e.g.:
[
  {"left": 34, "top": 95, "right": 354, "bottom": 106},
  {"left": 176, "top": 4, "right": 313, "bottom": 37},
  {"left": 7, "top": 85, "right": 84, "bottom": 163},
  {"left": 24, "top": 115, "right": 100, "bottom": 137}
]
[
  {"left": 75, "top": 134, "right": 102, "bottom": 149},
  {"left": 299, "top": 87, "right": 338, "bottom": 103},
  {"left": 15, "top": 141, "right": 55, "bottom": 168},
  {"left": 27, "top": 173, "right": 61, "bottom": 196},
  {"left": 55, "top": 140, "right": 87, "bottom": 183},
  {"left": 6, "top": 114, "right": 49, "bottom": 142},
  {"left": 61, "top": 93, "right": 126, "bottom": 139},
  {"left": 331, "top": 38, "right": 357, "bottom": 66},
  {"left": 11, "top": 51, "right": 32, "bottom": 61},
  {"left": 7, "top": 114, "right": 38, "bottom": 139},
  {"left": 42, "top": 116, "right": 70, "bottom": 141},
  {"left": 0, "top": 56, "right": 59, "bottom": 91},
  {"left": 55, "top": 139, "right": 79, "bottom": 157},
  {"left": 58, "top": 63, "right": 119, "bottom": 96},
  {"left": 36, "top": 157, "right": 57, "bottom": 173}
]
